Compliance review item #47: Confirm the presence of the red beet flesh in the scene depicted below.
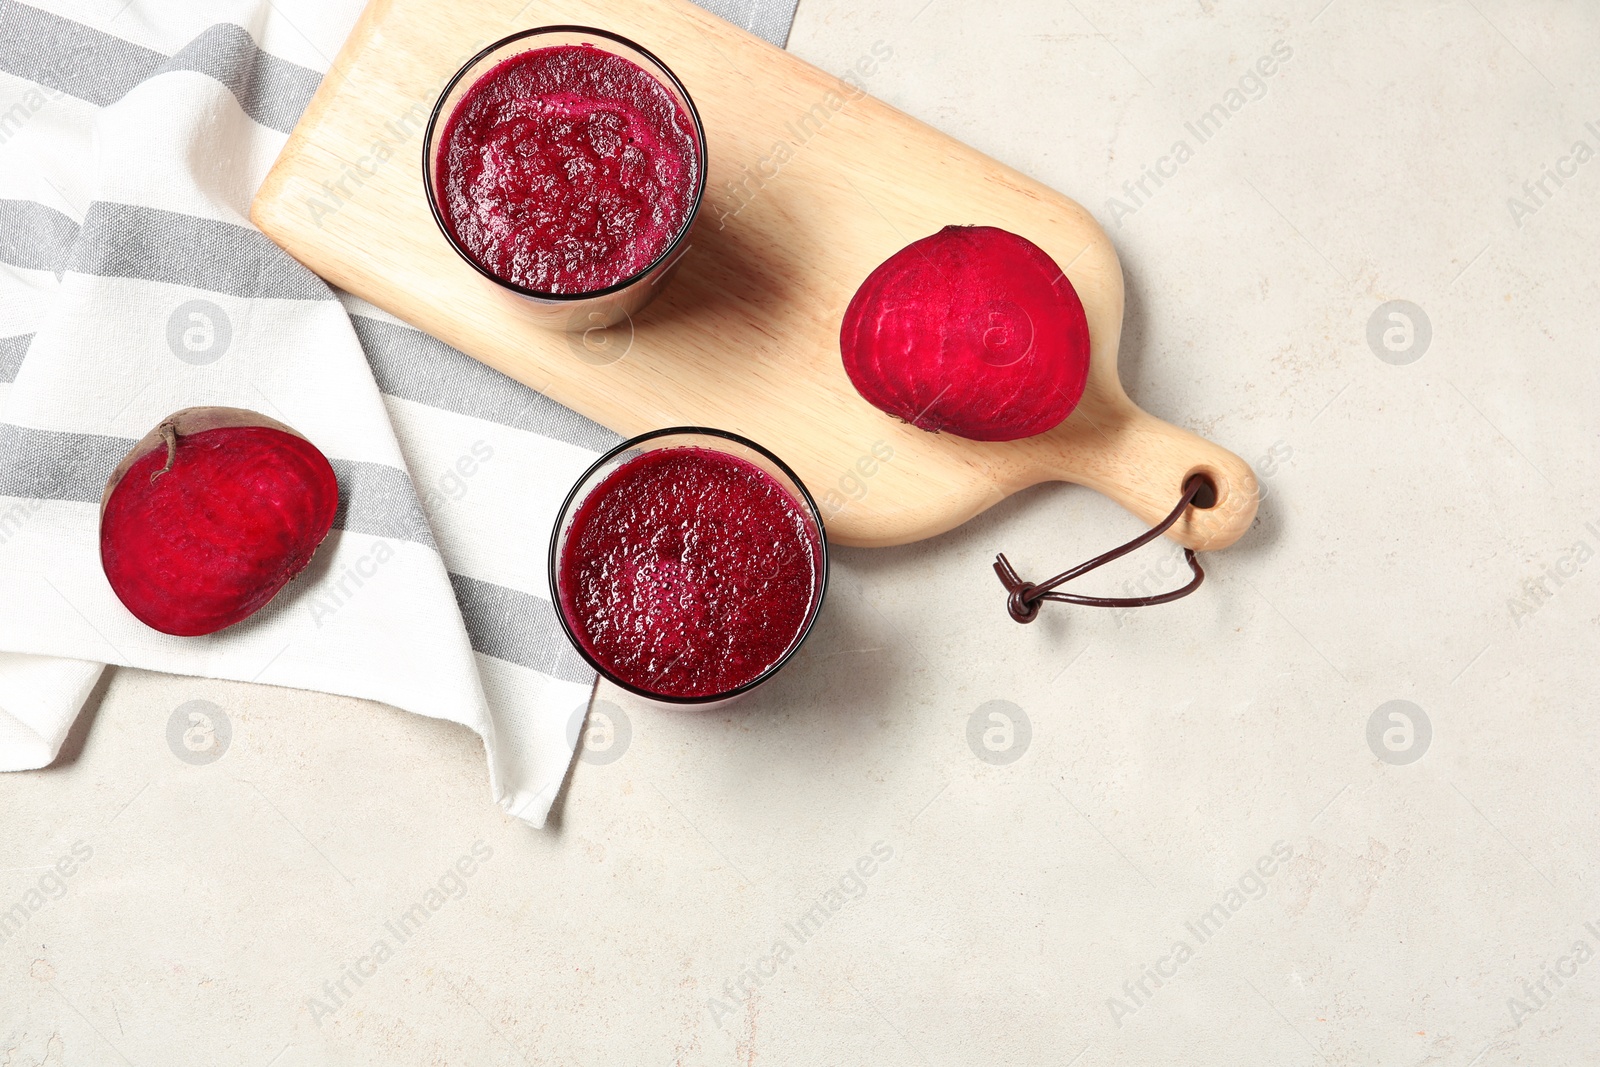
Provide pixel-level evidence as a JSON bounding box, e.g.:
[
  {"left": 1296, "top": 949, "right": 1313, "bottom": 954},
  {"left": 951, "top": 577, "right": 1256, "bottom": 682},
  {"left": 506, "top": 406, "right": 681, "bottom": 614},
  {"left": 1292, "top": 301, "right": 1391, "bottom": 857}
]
[
  {"left": 436, "top": 44, "right": 701, "bottom": 294},
  {"left": 557, "top": 447, "right": 821, "bottom": 699},
  {"left": 840, "top": 225, "right": 1092, "bottom": 442},
  {"left": 100, "top": 410, "right": 339, "bottom": 636}
]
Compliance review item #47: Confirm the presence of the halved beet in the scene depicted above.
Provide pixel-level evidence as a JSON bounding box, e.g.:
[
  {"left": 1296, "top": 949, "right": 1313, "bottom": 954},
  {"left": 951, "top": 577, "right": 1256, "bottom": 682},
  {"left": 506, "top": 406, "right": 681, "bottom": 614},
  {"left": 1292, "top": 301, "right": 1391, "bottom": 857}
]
[
  {"left": 840, "top": 225, "right": 1092, "bottom": 442},
  {"left": 99, "top": 407, "right": 339, "bottom": 636}
]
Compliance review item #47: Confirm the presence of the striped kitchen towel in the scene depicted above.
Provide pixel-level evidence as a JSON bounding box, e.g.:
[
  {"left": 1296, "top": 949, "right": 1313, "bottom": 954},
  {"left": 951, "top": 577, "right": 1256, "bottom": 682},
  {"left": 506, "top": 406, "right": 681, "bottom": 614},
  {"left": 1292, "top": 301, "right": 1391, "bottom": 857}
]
[{"left": 0, "top": 0, "right": 798, "bottom": 826}]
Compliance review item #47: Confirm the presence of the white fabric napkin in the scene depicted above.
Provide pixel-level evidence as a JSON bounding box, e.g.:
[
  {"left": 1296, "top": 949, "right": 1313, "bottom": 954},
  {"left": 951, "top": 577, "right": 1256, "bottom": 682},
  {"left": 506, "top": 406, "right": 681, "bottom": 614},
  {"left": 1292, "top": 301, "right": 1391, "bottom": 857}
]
[{"left": 0, "top": 0, "right": 798, "bottom": 826}]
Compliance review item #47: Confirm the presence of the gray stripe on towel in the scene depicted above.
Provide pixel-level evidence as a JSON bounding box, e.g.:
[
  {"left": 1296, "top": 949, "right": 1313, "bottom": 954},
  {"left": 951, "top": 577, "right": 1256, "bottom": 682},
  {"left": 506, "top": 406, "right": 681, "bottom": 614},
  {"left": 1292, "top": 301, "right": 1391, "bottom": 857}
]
[
  {"left": 448, "top": 573, "right": 592, "bottom": 684},
  {"left": 0, "top": 3, "right": 320, "bottom": 132},
  {"left": 0, "top": 335, "right": 32, "bottom": 382},
  {"left": 350, "top": 315, "right": 619, "bottom": 452},
  {"left": 67, "top": 201, "right": 330, "bottom": 300},
  {"left": 0, "top": 200, "right": 79, "bottom": 274}
]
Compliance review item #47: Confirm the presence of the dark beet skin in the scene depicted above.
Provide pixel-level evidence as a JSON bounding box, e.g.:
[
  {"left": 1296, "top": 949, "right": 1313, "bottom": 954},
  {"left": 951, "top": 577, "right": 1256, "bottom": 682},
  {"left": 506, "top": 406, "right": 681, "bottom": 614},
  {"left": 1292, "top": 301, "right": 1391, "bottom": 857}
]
[
  {"left": 99, "top": 408, "right": 339, "bottom": 636},
  {"left": 436, "top": 44, "right": 700, "bottom": 295},
  {"left": 558, "top": 447, "right": 820, "bottom": 699},
  {"left": 840, "top": 225, "right": 1092, "bottom": 442}
]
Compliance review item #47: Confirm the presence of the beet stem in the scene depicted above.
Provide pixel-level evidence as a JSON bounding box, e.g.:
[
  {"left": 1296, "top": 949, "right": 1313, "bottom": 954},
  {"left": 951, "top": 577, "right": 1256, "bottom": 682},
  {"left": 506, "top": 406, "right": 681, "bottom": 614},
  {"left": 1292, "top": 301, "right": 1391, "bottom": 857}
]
[{"left": 149, "top": 420, "right": 178, "bottom": 484}]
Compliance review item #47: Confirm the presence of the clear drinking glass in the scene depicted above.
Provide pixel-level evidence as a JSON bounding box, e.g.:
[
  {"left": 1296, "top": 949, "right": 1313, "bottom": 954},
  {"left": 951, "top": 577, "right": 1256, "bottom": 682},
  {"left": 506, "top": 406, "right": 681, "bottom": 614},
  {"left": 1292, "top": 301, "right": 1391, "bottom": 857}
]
[
  {"left": 423, "top": 26, "right": 707, "bottom": 331},
  {"left": 549, "top": 428, "right": 829, "bottom": 706}
]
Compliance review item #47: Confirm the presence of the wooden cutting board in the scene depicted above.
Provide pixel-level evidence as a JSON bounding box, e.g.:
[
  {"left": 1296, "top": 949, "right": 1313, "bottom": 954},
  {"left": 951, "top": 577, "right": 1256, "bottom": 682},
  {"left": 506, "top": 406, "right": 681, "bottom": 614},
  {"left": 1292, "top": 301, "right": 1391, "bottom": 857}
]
[{"left": 251, "top": 0, "right": 1258, "bottom": 550}]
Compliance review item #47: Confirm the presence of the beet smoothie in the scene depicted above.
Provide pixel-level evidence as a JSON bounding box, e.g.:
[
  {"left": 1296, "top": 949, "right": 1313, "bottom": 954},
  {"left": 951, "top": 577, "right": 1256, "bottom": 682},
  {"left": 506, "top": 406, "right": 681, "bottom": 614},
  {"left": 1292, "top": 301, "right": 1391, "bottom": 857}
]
[
  {"left": 435, "top": 43, "right": 700, "bottom": 295},
  {"left": 557, "top": 447, "right": 822, "bottom": 699}
]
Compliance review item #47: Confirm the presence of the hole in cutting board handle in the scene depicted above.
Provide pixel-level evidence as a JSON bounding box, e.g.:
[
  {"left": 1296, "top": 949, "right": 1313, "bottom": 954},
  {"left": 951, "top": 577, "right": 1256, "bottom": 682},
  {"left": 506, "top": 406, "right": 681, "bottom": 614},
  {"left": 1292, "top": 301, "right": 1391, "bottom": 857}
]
[{"left": 1185, "top": 471, "right": 1219, "bottom": 510}]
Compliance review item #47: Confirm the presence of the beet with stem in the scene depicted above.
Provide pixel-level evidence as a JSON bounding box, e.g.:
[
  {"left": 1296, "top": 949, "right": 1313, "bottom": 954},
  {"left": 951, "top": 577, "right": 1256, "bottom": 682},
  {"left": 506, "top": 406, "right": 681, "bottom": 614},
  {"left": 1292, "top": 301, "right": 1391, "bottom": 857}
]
[
  {"left": 840, "top": 225, "right": 1092, "bottom": 442},
  {"left": 99, "top": 407, "right": 340, "bottom": 636}
]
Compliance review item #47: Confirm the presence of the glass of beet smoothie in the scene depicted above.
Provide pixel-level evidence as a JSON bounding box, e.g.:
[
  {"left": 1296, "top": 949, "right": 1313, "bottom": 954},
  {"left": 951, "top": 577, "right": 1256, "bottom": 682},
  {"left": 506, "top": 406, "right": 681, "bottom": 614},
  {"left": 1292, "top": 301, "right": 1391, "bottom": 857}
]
[
  {"left": 550, "top": 428, "right": 829, "bottom": 705},
  {"left": 423, "top": 27, "right": 707, "bottom": 330}
]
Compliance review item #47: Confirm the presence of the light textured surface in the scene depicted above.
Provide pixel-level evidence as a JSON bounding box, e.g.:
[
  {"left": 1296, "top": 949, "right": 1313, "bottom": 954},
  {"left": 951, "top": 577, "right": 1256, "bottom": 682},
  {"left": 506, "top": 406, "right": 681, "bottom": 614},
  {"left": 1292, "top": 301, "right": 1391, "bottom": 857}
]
[{"left": 5, "top": 1, "right": 1599, "bottom": 1065}]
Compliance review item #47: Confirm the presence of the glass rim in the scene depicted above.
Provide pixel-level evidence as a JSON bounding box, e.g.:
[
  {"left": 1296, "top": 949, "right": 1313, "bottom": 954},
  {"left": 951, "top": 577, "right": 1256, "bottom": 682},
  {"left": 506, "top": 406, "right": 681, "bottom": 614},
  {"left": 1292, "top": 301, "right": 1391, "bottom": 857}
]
[
  {"left": 421, "top": 25, "right": 709, "bottom": 303},
  {"left": 547, "top": 426, "right": 831, "bottom": 705}
]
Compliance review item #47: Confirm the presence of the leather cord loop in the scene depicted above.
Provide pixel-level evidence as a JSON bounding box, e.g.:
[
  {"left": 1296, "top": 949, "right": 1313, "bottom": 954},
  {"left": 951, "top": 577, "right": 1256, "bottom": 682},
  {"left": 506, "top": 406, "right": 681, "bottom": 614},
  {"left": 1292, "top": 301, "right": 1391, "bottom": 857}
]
[{"left": 993, "top": 476, "right": 1210, "bottom": 624}]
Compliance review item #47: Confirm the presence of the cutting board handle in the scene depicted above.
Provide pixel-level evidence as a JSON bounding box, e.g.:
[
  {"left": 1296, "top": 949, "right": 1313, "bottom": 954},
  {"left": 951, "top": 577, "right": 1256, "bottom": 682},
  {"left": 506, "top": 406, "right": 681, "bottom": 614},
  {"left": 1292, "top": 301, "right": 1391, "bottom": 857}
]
[{"left": 1030, "top": 401, "right": 1259, "bottom": 552}]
